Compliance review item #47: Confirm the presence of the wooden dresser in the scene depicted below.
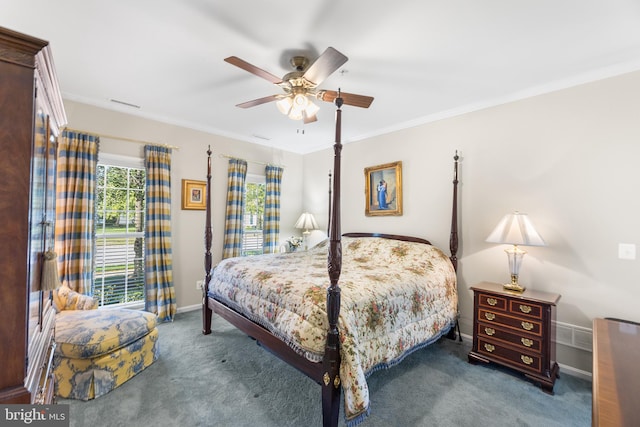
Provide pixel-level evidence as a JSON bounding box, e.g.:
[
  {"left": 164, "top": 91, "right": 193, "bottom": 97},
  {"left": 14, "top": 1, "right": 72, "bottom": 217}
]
[
  {"left": 0, "top": 26, "right": 67, "bottom": 404},
  {"left": 468, "top": 281, "right": 560, "bottom": 393},
  {"left": 592, "top": 318, "right": 640, "bottom": 427}
]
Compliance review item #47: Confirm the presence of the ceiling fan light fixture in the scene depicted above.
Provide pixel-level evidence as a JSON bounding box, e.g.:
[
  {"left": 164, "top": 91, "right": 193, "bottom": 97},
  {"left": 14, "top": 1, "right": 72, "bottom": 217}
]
[
  {"left": 288, "top": 107, "right": 304, "bottom": 121},
  {"left": 287, "top": 93, "right": 312, "bottom": 120},
  {"left": 305, "top": 100, "right": 320, "bottom": 116},
  {"left": 283, "top": 94, "right": 319, "bottom": 121},
  {"left": 292, "top": 93, "right": 308, "bottom": 109},
  {"left": 276, "top": 97, "right": 293, "bottom": 115}
]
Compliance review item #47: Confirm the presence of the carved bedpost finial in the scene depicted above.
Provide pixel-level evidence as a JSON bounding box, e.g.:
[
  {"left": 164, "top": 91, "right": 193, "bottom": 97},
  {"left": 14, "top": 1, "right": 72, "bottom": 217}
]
[
  {"left": 453, "top": 150, "right": 459, "bottom": 183},
  {"left": 335, "top": 88, "right": 343, "bottom": 109}
]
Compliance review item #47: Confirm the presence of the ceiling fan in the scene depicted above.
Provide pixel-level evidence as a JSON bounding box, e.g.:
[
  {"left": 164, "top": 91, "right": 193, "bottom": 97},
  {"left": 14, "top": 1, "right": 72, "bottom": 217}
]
[{"left": 224, "top": 47, "right": 374, "bottom": 124}]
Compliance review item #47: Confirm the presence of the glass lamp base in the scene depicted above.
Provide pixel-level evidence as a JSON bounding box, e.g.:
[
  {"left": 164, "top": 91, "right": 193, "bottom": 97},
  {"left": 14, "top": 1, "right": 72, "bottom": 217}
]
[{"left": 504, "top": 248, "right": 526, "bottom": 292}]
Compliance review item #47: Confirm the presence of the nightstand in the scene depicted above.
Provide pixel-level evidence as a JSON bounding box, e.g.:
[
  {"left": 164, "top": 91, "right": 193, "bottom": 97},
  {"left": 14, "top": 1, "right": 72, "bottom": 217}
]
[{"left": 468, "top": 281, "right": 561, "bottom": 394}]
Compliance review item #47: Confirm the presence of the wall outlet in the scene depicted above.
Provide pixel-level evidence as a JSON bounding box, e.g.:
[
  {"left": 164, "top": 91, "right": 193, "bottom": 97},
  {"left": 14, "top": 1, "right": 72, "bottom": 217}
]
[
  {"left": 618, "top": 243, "right": 636, "bottom": 260},
  {"left": 196, "top": 280, "right": 204, "bottom": 290}
]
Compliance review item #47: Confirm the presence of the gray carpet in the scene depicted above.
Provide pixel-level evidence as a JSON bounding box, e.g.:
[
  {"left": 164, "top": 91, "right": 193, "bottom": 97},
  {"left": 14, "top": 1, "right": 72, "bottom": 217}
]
[{"left": 60, "top": 310, "right": 591, "bottom": 426}]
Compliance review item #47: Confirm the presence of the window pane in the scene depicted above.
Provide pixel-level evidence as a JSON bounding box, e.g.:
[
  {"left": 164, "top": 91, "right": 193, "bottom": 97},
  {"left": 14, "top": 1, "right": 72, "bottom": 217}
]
[
  {"left": 105, "top": 167, "right": 128, "bottom": 188},
  {"left": 128, "top": 211, "right": 145, "bottom": 233},
  {"left": 243, "top": 181, "right": 265, "bottom": 256},
  {"left": 128, "top": 188, "right": 144, "bottom": 211},
  {"left": 94, "top": 163, "right": 145, "bottom": 306},
  {"left": 130, "top": 169, "right": 145, "bottom": 190}
]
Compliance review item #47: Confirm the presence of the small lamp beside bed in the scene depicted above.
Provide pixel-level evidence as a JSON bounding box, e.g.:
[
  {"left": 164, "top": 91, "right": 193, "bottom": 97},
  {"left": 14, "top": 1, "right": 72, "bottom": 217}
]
[
  {"left": 295, "top": 212, "right": 319, "bottom": 250},
  {"left": 486, "top": 211, "right": 545, "bottom": 292}
]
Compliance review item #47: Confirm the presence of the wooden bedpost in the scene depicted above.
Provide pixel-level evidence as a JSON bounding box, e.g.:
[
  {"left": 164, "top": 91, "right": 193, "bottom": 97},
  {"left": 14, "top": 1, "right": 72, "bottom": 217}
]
[
  {"left": 327, "top": 170, "right": 332, "bottom": 236},
  {"left": 449, "top": 150, "right": 463, "bottom": 341},
  {"left": 449, "top": 150, "right": 459, "bottom": 271},
  {"left": 322, "top": 95, "right": 343, "bottom": 427},
  {"left": 202, "top": 146, "right": 213, "bottom": 335}
]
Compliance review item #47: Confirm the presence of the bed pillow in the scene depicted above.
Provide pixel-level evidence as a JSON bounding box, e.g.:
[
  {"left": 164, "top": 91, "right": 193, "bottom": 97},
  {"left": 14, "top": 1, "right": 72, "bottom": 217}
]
[{"left": 343, "top": 236, "right": 431, "bottom": 262}]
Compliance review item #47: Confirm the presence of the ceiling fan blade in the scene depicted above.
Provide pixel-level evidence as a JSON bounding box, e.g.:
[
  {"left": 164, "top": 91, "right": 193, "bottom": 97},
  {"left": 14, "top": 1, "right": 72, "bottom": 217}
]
[
  {"left": 319, "top": 90, "right": 374, "bottom": 108},
  {"left": 302, "top": 47, "right": 348, "bottom": 86},
  {"left": 224, "top": 56, "right": 283, "bottom": 84},
  {"left": 303, "top": 112, "right": 318, "bottom": 124},
  {"left": 236, "top": 95, "right": 281, "bottom": 108}
]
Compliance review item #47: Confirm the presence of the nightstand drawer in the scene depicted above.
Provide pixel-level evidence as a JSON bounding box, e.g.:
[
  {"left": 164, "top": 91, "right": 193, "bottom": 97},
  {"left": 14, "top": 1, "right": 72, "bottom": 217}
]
[
  {"left": 508, "top": 300, "right": 543, "bottom": 319},
  {"left": 477, "top": 322, "right": 542, "bottom": 352},
  {"left": 478, "top": 293, "right": 507, "bottom": 311},
  {"left": 478, "top": 308, "right": 542, "bottom": 336},
  {"left": 477, "top": 338, "right": 542, "bottom": 374}
]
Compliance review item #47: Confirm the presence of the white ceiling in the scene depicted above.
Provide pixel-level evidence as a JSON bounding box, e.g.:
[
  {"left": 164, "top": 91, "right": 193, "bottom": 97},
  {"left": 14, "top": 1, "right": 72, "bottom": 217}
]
[{"left": 4, "top": 0, "right": 640, "bottom": 154}]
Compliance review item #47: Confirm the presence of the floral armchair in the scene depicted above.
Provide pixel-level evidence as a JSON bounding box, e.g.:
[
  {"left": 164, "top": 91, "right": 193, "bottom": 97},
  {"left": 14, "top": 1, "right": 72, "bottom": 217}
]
[{"left": 52, "top": 286, "right": 159, "bottom": 400}]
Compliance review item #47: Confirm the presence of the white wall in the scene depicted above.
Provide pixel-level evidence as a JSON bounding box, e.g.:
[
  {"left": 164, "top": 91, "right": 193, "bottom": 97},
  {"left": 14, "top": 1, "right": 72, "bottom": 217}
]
[
  {"left": 64, "top": 100, "right": 304, "bottom": 310},
  {"left": 303, "top": 70, "right": 640, "bottom": 373}
]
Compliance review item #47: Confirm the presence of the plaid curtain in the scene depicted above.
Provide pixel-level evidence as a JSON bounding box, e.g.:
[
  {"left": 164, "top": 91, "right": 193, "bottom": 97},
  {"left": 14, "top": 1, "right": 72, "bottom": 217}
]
[
  {"left": 222, "top": 158, "right": 247, "bottom": 259},
  {"left": 144, "top": 145, "right": 176, "bottom": 322},
  {"left": 262, "top": 165, "right": 283, "bottom": 254},
  {"left": 55, "top": 130, "right": 100, "bottom": 294}
]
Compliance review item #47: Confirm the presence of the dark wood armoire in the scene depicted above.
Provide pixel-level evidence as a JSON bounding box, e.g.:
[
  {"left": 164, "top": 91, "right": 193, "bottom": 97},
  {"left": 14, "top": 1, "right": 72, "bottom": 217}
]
[{"left": 0, "top": 26, "right": 67, "bottom": 404}]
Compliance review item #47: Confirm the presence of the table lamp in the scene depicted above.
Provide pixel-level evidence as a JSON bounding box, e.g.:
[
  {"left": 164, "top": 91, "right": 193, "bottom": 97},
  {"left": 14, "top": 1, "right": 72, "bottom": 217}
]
[
  {"left": 295, "top": 212, "right": 318, "bottom": 250},
  {"left": 486, "top": 211, "right": 545, "bottom": 292}
]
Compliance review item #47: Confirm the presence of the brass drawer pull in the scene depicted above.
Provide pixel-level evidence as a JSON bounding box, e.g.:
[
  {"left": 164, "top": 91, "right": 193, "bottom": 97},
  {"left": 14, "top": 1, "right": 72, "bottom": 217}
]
[
  {"left": 486, "top": 297, "right": 498, "bottom": 306},
  {"left": 484, "top": 343, "right": 495, "bottom": 353},
  {"left": 519, "top": 304, "right": 532, "bottom": 314},
  {"left": 521, "top": 355, "right": 534, "bottom": 365},
  {"left": 485, "top": 312, "right": 495, "bottom": 321},
  {"left": 521, "top": 321, "right": 534, "bottom": 331},
  {"left": 521, "top": 338, "right": 533, "bottom": 347},
  {"left": 484, "top": 327, "right": 495, "bottom": 336}
]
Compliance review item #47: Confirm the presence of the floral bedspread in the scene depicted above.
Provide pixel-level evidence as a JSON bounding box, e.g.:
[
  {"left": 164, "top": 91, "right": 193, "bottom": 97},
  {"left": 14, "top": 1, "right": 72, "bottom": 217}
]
[{"left": 208, "top": 236, "right": 457, "bottom": 424}]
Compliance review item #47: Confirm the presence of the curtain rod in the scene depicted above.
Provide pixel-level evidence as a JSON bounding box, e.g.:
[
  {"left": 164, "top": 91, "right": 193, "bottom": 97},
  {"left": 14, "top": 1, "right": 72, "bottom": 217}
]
[
  {"left": 62, "top": 127, "right": 180, "bottom": 150},
  {"left": 220, "top": 154, "right": 284, "bottom": 168}
]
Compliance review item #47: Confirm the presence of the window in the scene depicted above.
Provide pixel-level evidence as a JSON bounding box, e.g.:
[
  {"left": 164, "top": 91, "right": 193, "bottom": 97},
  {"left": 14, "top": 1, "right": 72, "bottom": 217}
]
[
  {"left": 243, "top": 176, "right": 265, "bottom": 256},
  {"left": 94, "top": 154, "right": 145, "bottom": 307}
]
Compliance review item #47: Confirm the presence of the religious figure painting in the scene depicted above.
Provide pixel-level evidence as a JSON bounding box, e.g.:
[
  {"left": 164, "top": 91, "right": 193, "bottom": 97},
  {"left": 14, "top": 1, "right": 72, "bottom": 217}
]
[{"left": 364, "top": 161, "right": 402, "bottom": 216}]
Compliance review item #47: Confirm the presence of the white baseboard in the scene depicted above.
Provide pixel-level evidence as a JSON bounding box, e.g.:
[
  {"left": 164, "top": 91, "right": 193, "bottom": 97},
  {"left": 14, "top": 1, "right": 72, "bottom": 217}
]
[
  {"left": 460, "top": 332, "right": 473, "bottom": 342},
  {"left": 177, "top": 304, "right": 201, "bottom": 313},
  {"left": 558, "top": 363, "right": 592, "bottom": 381}
]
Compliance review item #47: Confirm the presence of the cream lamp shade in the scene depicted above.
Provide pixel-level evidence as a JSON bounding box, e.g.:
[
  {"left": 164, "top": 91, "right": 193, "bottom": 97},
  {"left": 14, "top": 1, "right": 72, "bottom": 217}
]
[
  {"left": 486, "top": 212, "right": 545, "bottom": 292},
  {"left": 295, "top": 212, "right": 318, "bottom": 250},
  {"left": 295, "top": 212, "right": 318, "bottom": 234}
]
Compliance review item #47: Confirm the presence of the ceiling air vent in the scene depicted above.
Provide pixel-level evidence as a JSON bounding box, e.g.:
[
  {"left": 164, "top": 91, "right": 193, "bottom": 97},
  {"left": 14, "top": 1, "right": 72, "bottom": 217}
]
[{"left": 110, "top": 99, "right": 141, "bottom": 109}]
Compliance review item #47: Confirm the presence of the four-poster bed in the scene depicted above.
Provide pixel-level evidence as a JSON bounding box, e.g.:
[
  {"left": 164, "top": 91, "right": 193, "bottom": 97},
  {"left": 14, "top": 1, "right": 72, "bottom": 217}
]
[{"left": 201, "top": 98, "right": 460, "bottom": 426}]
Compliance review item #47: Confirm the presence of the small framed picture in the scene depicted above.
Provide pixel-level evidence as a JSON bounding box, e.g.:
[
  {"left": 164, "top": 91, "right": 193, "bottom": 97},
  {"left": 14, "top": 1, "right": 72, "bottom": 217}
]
[
  {"left": 364, "top": 161, "right": 402, "bottom": 216},
  {"left": 181, "top": 179, "right": 207, "bottom": 210}
]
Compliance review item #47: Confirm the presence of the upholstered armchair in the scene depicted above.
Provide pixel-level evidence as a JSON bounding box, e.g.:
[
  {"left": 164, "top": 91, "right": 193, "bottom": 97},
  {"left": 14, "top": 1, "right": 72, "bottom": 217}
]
[{"left": 52, "top": 286, "right": 159, "bottom": 400}]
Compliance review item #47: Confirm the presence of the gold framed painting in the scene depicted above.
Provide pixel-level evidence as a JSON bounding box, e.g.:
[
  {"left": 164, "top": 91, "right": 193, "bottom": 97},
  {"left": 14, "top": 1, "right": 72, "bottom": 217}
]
[
  {"left": 181, "top": 179, "right": 206, "bottom": 210},
  {"left": 364, "top": 161, "right": 402, "bottom": 216}
]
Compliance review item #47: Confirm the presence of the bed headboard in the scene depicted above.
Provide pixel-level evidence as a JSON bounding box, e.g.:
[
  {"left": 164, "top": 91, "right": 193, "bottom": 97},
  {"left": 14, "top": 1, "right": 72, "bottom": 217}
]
[{"left": 342, "top": 232, "right": 431, "bottom": 245}]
